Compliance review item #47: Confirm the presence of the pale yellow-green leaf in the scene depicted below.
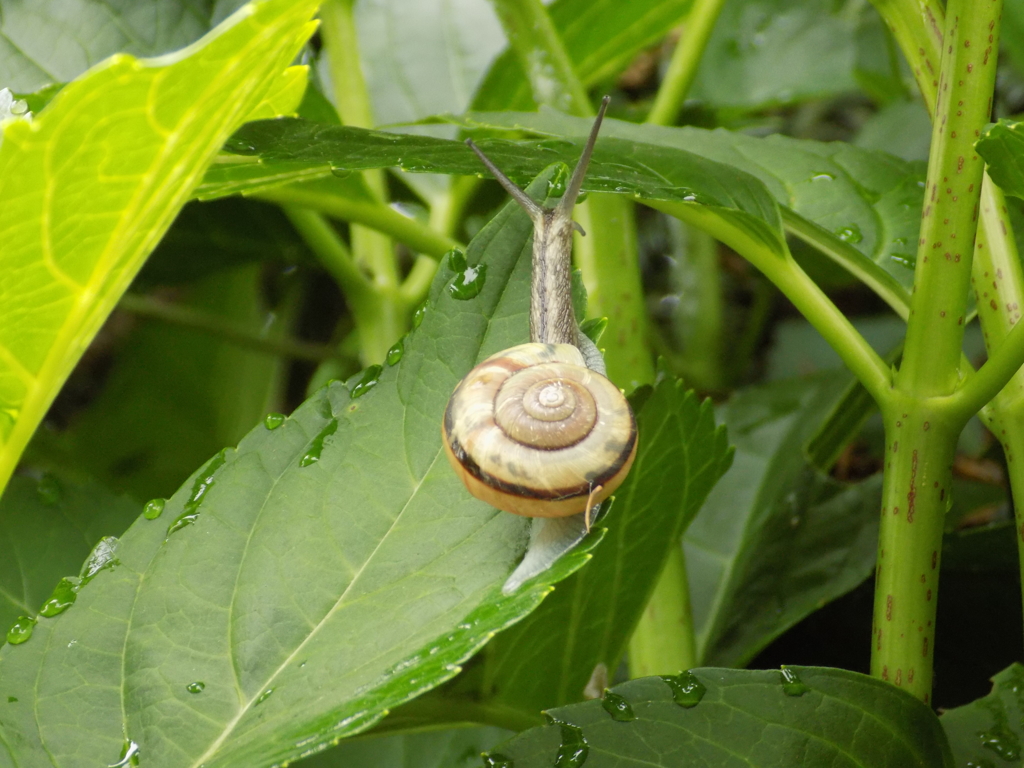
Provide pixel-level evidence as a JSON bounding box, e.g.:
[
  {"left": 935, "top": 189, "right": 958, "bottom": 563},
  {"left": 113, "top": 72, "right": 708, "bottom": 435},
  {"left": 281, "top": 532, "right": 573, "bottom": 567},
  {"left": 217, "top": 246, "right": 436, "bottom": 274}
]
[
  {"left": 244, "top": 64, "right": 310, "bottom": 122},
  {"left": 0, "top": 0, "right": 320, "bottom": 494}
]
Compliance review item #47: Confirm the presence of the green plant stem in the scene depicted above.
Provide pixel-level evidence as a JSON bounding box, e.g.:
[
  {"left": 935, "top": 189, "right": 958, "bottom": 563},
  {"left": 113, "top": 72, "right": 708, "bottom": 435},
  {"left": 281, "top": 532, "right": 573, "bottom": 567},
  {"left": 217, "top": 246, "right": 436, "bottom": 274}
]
[
  {"left": 870, "top": 0, "right": 1003, "bottom": 703},
  {"left": 674, "top": 223, "right": 726, "bottom": 391},
  {"left": 257, "top": 185, "right": 461, "bottom": 259},
  {"left": 646, "top": 0, "right": 727, "bottom": 127},
  {"left": 868, "top": 0, "right": 944, "bottom": 115},
  {"left": 628, "top": 545, "right": 696, "bottom": 678},
  {"left": 871, "top": 399, "right": 956, "bottom": 702},
  {"left": 283, "top": 207, "right": 404, "bottom": 364},
  {"left": 116, "top": 294, "right": 336, "bottom": 362}
]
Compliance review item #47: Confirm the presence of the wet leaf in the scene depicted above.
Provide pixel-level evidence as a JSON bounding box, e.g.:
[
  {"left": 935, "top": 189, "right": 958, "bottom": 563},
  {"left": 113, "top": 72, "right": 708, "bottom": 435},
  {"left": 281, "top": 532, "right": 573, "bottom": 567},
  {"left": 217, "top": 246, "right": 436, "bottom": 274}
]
[
  {"left": 941, "top": 663, "right": 1024, "bottom": 766},
  {"left": 492, "top": 667, "right": 953, "bottom": 767},
  {"left": 0, "top": 475, "right": 139, "bottom": 636},
  {"left": 299, "top": 725, "right": 511, "bottom": 768},
  {"left": 0, "top": 170, "right": 604, "bottom": 768}
]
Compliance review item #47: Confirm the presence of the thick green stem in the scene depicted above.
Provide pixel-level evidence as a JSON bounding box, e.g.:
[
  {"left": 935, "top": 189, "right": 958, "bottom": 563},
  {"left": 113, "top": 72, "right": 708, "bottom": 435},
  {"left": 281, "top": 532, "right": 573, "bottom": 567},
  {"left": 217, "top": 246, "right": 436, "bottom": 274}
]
[
  {"left": 628, "top": 545, "right": 696, "bottom": 677},
  {"left": 868, "top": 0, "right": 945, "bottom": 115},
  {"left": 673, "top": 223, "right": 726, "bottom": 391},
  {"left": 898, "top": 3, "right": 998, "bottom": 397},
  {"left": 646, "top": 0, "right": 727, "bottom": 127},
  {"left": 872, "top": 401, "right": 957, "bottom": 702},
  {"left": 574, "top": 194, "right": 655, "bottom": 389}
]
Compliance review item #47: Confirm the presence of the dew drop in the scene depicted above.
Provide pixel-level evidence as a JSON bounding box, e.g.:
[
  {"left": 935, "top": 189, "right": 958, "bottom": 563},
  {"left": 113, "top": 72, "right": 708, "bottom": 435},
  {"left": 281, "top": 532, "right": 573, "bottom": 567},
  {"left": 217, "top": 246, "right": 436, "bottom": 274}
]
[
  {"left": 80, "top": 536, "right": 120, "bottom": 585},
  {"left": 448, "top": 263, "right": 488, "bottom": 300},
  {"left": 36, "top": 474, "right": 61, "bottom": 504},
  {"left": 386, "top": 339, "right": 404, "bottom": 366},
  {"left": 890, "top": 253, "right": 916, "bottom": 269},
  {"left": 255, "top": 688, "right": 274, "bottom": 706},
  {"left": 445, "top": 247, "right": 467, "bottom": 272},
  {"left": 224, "top": 136, "right": 257, "bottom": 155},
  {"left": 300, "top": 418, "right": 339, "bottom": 466},
  {"left": 600, "top": 690, "right": 635, "bottom": 721},
  {"left": 39, "top": 577, "right": 77, "bottom": 617},
  {"left": 167, "top": 450, "right": 227, "bottom": 535},
  {"left": 780, "top": 667, "right": 810, "bottom": 696},
  {"left": 329, "top": 166, "right": 351, "bottom": 179},
  {"left": 350, "top": 365, "right": 383, "bottom": 399},
  {"left": 264, "top": 412, "right": 286, "bottom": 430},
  {"left": 6, "top": 616, "right": 36, "bottom": 645},
  {"left": 108, "top": 739, "right": 140, "bottom": 768},
  {"left": 412, "top": 300, "right": 429, "bottom": 329},
  {"left": 810, "top": 172, "right": 835, "bottom": 182},
  {"left": 576, "top": 191, "right": 589, "bottom": 204},
  {"left": 482, "top": 753, "right": 514, "bottom": 768},
  {"left": 143, "top": 498, "right": 165, "bottom": 520},
  {"left": 544, "top": 715, "right": 588, "bottom": 768},
  {"left": 834, "top": 223, "right": 863, "bottom": 244},
  {"left": 660, "top": 671, "right": 706, "bottom": 707},
  {"left": 186, "top": 681, "right": 206, "bottom": 694},
  {"left": 547, "top": 163, "right": 570, "bottom": 197}
]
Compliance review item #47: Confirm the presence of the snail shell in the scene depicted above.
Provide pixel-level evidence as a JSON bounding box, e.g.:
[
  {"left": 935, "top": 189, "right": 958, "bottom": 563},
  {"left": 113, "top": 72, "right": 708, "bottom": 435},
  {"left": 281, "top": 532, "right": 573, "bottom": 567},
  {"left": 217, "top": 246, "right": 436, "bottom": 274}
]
[{"left": 442, "top": 342, "right": 637, "bottom": 518}]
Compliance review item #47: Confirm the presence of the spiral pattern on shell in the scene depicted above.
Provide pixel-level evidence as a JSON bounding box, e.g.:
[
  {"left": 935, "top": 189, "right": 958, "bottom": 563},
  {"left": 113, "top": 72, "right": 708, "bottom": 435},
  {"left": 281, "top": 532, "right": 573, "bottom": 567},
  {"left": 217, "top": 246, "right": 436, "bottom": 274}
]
[{"left": 443, "top": 343, "right": 637, "bottom": 517}]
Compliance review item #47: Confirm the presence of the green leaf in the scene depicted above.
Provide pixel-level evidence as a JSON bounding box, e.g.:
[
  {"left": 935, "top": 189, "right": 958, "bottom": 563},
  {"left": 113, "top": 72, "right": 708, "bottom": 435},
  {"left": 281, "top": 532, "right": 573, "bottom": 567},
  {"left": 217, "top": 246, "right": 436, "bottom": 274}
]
[
  {"left": 472, "top": 0, "right": 693, "bottom": 112},
  {"left": 200, "top": 118, "right": 787, "bottom": 257},
  {"left": 941, "top": 663, "right": 1024, "bottom": 765},
  {"left": 0, "top": 474, "right": 139, "bottom": 636},
  {"left": 0, "top": 0, "right": 249, "bottom": 91},
  {"left": 298, "top": 725, "right": 512, "bottom": 768},
  {"left": 687, "top": 374, "right": 881, "bottom": 667},
  {"left": 457, "top": 110, "right": 922, "bottom": 314},
  {"left": 491, "top": 667, "right": 954, "bottom": 768},
  {"left": 689, "top": 0, "right": 891, "bottom": 110},
  {"left": 482, "top": 382, "right": 733, "bottom": 713},
  {"left": 0, "top": 170, "right": 603, "bottom": 768},
  {"left": 0, "top": 0, "right": 320, "bottom": 493},
  {"left": 978, "top": 119, "right": 1024, "bottom": 202}
]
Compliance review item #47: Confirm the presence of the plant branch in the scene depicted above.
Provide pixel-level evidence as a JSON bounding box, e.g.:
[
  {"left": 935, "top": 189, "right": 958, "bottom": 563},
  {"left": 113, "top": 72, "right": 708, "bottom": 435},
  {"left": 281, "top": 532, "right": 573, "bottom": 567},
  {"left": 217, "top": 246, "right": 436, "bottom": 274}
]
[
  {"left": 117, "top": 294, "right": 336, "bottom": 362},
  {"left": 646, "top": 0, "right": 727, "bottom": 127},
  {"left": 868, "top": 0, "right": 944, "bottom": 114},
  {"left": 260, "top": 185, "right": 461, "bottom": 259}
]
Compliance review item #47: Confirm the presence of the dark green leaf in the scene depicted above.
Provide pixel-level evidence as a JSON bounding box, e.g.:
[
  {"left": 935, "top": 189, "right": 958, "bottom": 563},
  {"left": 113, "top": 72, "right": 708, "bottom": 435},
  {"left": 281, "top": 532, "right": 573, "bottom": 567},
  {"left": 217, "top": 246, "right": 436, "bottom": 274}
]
[
  {"left": 201, "top": 118, "right": 787, "bottom": 256},
  {"left": 0, "top": 171, "right": 601, "bottom": 767},
  {"left": 457, "top": 110, "right": 923, "bottom": 310},
  {"left": 472, "top": 0, "right": 693, "bottom": 112},
  {"left": 941, "top": 663, "right": 1024, "bottom": 765},
  {"left": 483, "top": 382, "right": 733, "bottom": 713},
  {"left": 493, "top": 667, "right": 954, "bottom": 767},
  {"left": 0, "top": 0, "right": 249, "bottom": 92},
  {"left": 978, "top": 119, "right": 1024, "bottom": 202},
  {"left": 687, "top": 374, "right": 881, "bottom": 667},
  {"left": 0, "top": 474, "right": 139, "bottom": 636},
  {"left": 297, "top": 725, "right": 511, "bottom": 768}
]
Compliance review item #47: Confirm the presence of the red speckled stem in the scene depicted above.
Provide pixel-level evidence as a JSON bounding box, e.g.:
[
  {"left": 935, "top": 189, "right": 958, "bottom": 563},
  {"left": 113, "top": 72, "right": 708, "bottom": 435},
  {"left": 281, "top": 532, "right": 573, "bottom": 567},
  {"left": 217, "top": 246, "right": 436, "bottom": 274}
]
[{"left": 871, "top": 0, "right": 1002, "bottom": 702}]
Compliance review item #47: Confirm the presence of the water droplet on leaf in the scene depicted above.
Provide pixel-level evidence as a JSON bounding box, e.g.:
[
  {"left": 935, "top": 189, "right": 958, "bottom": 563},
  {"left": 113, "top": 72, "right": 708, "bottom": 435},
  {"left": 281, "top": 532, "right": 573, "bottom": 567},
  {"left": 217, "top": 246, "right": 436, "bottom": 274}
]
[
  {"left": 482, "top": 753, "right": 514, "bottom": 768},
  {"left": 386, "top": 339, "right": 404, "bottom": 366},
  {"left": 186, "top": 681, "right": 206, "bottom": 694},
  {"left": 6, "top": 616, "right": 36, "bottom": 645},
  {"left": 780, "top": 667, "right": 810, "bottom": 696},
  {"left": 448, "top": 263, "right": 488, "bottom": 300},
  {"left": 834, "top": 223, "right": 863, "bottom": 244},
  {"left": 108, "top": 739, "right": 140, "bottom": 768},
  {"left": 224, "top": 136, "right": 257, "bottom": 155},
  {"left": 7, "top": 696, "right": 17, "bottom": 703},
  {"left": 167, "top": 450, "right": 227, "bottom": 535},
  {"left": 446, "top": 248, "right": 467, "bottom": 272},
  {"left": 660, "top": 671, "right": 706, "bottom": 707},
  {"left": 39, "top": 577, "right": 77, "bottom": 617},
  {"left": 810, "top": 172, "right": 835, "bottom": 182},
  {"left": 350, "top": 365, "right": 383, "bottom": 399},
  {"left": 255, "top": 688, "right": 274, "bottom": 705},
  {"left": 301, "top": 419, "right": 339, "bottom": 466},
  {"left": 890, "top": 252, "right": 915, "bottom": 269},
  {"left": 544, "top": 715, "right": 588, "bottom": 768},
  {"left": 143, "top": 498, "right": 165, "bottom": 520},
  {"left": 264, "top": 412, "right": 286, "bottom": 430},
  {"left": 80, "top": 536, "right": 120, "bottom": 585},
  {"left": 601, "top": 690, "right": 635, "bottom": 721},
  {"left": 412, "top": 300, "right": 429, "bottom": 329}
]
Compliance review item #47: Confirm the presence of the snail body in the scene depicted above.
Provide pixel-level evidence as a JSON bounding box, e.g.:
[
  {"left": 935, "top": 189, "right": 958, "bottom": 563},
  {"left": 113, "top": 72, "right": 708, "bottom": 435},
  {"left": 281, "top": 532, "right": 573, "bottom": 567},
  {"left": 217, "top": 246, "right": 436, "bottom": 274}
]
[
  {"left": 443, "top": 342, "right": 636, "bottom": 518},
  {"left": 444, "top": 96, "right": 636, "bottom": 524}
]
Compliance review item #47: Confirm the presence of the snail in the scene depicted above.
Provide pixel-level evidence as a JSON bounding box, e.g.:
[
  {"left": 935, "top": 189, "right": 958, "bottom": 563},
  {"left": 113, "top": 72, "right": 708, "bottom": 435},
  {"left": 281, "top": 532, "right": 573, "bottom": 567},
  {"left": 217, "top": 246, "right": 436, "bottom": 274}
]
[{"left": 443, "top": 96, "right": 637, "bottom": 528}]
